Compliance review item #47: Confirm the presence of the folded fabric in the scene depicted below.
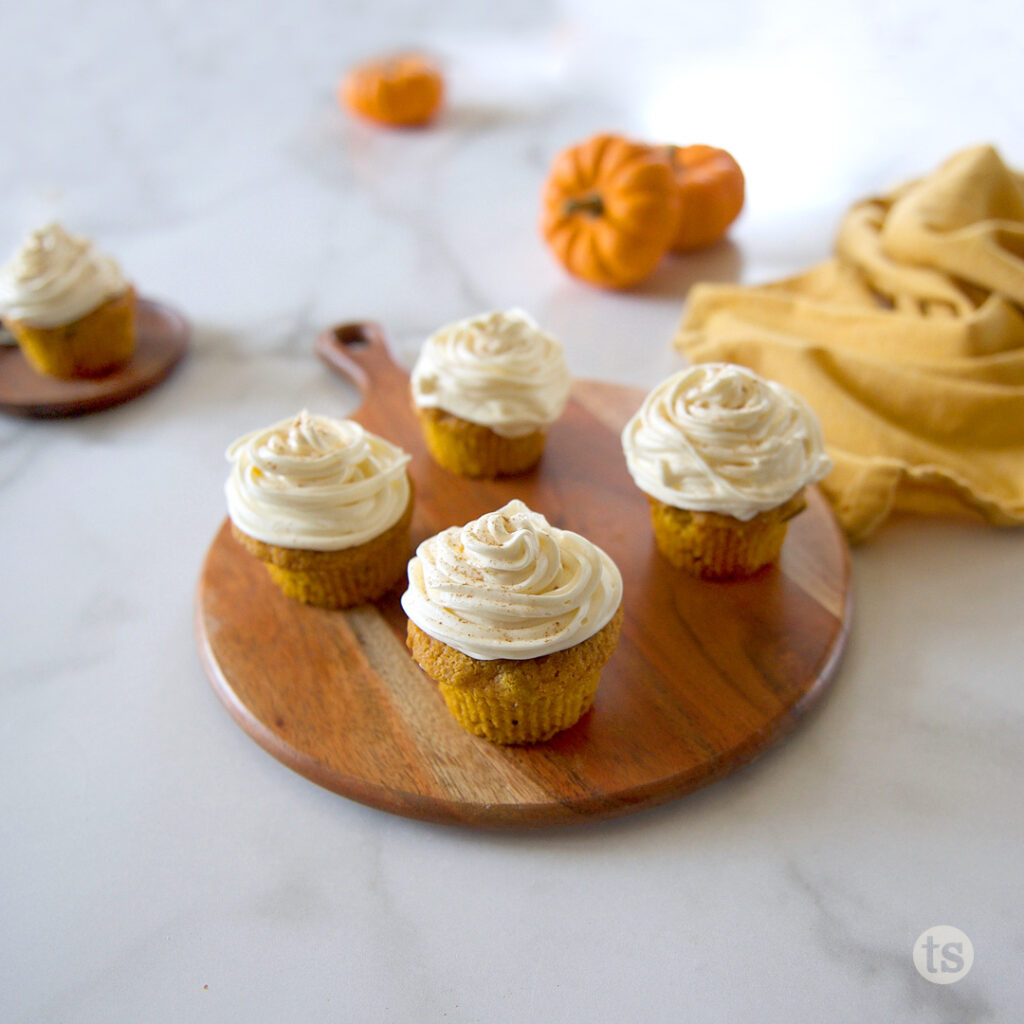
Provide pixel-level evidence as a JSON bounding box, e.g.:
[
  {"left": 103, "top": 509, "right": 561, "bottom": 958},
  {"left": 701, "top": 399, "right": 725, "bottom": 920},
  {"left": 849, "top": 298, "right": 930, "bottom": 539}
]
[{"left": 674, "top": 145, "right": 1024, "bottom": 541}]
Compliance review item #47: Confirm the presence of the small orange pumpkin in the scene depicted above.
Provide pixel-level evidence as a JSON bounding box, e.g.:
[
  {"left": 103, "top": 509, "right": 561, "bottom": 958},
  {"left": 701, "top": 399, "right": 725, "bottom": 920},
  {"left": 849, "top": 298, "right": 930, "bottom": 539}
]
[
  {"left": 661, "top": 144, "right": 745, "bottom": 252},
  {"left": 540, "top": 133, "right": 681, "bottom": 289},
  {"left": 340, "top": 54, "right": 444, "bottom": 127}
]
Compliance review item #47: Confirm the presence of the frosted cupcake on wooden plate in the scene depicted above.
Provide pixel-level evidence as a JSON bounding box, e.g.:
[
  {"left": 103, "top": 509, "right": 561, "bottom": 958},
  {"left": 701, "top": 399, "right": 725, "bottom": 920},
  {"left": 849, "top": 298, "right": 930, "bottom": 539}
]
[
  {"left": 410, "top": 309, "right": 572, "bottom": 477},
  {"left": 402, "top": 499, "right": 623, "bottom": 744},
  {"left": 622, "top": 363, "right": 832, "bottom": 579},
  {"left": 226, "top": 411, "right": 413, "bottom": 608},
  {"left": 0, "top": 223, "right": 136, "bottom": 378}
]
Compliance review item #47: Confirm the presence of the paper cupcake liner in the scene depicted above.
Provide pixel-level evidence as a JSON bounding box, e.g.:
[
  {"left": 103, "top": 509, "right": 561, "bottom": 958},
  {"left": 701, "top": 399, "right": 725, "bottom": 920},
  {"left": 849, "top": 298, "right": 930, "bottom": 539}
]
[
  {"left": 438, "top": 672, "right": 601, "bottom": 744},
  {"left": 231, "top": 487, "right": 413, "bottom": 609},
  {"left": 5, "top": 287, "right": 136, "bottom": 379},
  {"left": 648, "top": 491, "right": 806, "bottom": 579},
  {"left": 407, "top": 607, "right": 623, "bottom": 745},
  {"left": 415, "top": 406, "right": 545, "bottom": 478}
]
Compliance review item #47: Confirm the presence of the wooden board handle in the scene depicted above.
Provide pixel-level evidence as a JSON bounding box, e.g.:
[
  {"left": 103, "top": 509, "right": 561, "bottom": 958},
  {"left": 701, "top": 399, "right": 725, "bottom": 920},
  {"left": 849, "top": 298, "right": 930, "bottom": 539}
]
[{"left": 315, "top": 321, "right": 406, "bottom": 397}]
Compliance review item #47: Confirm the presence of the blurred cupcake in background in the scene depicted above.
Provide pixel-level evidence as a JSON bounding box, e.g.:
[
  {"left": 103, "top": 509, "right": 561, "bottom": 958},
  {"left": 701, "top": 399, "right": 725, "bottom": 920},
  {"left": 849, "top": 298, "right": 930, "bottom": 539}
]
[{"left": 0, "top": 223, "right": 136, "bottom": 378}]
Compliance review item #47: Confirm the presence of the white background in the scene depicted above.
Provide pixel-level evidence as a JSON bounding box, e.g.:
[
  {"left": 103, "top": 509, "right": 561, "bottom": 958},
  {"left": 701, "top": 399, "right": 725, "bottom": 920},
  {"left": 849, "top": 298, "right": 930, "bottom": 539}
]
[{"left": 2, "top": 1, "right": 1022, "bottom": 1020}]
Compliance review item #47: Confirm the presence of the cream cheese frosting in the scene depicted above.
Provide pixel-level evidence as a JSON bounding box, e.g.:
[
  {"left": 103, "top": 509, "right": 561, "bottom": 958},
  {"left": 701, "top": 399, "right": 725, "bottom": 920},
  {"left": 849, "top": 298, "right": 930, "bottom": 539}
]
[
  {"left": 0, "top": 223, "right": 129, "bottom": 328},
  {"left": 401, "top": 499, "right": 622, "bottom": 661},
  {"left": 410, "top": 309, "right": 572, "bottom": 437},
  {"left": 622, "top": 363, "right": 832, "bottom": 520},
  {"left": 225, "top": 411, "right": 412, "bottom": 551}
]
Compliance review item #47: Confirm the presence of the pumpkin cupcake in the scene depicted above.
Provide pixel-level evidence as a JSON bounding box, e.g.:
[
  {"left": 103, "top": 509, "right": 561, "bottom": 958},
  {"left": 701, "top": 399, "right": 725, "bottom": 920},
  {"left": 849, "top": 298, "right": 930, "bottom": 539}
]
[
  {"left": 0, "top": 223, "right": 136, "bottom": 379},
  {"left": 226, "top": 411, "right": 413, "bottom": 608},
  {"left": 410, "top": 309, "right": 572, "bottom": 477},
  {"left": 402, "top": 499, "right": 623, "bottom": 744},
  {"left": 621, "top": 363, "right": 832, "bottom": 579}
]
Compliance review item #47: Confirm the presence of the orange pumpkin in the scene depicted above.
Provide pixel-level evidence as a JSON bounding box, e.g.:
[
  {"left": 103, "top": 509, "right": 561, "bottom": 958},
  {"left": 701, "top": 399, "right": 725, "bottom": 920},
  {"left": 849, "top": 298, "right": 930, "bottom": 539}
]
[
  {"left": 540, "top": 134, "right": 681, "bottom": 289},
  {"left": 340, "top": 54, "right": 444, "bottom": 127},
  {"left": 661, "top": 144, "right": 745, "bottom": 252}
]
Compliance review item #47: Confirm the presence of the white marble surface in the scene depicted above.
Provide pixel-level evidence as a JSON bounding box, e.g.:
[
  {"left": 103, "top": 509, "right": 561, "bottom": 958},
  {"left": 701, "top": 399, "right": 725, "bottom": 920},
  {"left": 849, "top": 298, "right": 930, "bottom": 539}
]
[{"left": 2, "top": 1, "right": 1023, "bottom": 1020}]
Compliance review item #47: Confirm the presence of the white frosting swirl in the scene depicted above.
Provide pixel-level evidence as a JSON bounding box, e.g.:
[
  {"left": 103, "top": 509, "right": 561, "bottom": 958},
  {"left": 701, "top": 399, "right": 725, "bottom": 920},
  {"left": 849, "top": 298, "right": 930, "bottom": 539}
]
[
  {"left": 410, "top": 309, "right": 572, "bottom": 437},
  {"left": 401, "top": 499, "right": 622, "bottom": 661},
  {"left": 225, "top": 411, "right": 412, "bottom": 551},
  {"left": 0, "top": 223, "right": 129, "bottom": 327},
  {"left": 622, "top": 363, "right": 832, "bottom": 520}
]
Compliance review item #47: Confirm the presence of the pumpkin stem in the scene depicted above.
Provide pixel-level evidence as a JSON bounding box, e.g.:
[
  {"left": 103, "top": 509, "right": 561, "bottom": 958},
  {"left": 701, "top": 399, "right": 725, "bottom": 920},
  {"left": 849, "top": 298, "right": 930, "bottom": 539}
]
[{"left": 564, "top": 193, "right": 604, "bottom": 218}]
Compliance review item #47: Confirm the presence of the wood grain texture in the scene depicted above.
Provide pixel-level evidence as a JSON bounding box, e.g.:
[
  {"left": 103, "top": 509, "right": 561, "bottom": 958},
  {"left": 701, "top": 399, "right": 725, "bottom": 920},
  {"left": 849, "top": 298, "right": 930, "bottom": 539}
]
[
  {"left": 195, "top": 322, "right": 852, "bottom": 828},
  {"left": 0, "top": 298, "right": 189, "bottom": 418}
]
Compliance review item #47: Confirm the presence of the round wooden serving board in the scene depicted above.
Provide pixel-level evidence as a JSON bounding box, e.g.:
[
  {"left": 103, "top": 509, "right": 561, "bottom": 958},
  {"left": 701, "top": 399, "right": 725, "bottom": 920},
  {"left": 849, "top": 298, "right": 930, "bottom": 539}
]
[
  {"left": 0, "top": 298, "right": 189, "bottom": 418},
  {"left": 196, "top": 323, "right": 852, "bottom": 828}
]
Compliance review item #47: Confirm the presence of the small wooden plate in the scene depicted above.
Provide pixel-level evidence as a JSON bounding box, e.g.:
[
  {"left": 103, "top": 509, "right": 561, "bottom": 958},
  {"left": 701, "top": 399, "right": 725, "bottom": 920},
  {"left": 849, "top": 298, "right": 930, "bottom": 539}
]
[
  {"left": 0, "top": 298, "right": 189, "bottom": 418},
  {"left": 196, "top": 323, "right": 852, "bottom": 828}
]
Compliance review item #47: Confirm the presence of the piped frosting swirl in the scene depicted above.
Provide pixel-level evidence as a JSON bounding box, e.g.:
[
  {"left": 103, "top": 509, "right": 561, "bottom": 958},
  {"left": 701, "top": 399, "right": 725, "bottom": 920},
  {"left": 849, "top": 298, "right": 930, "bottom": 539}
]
[
  {"left": 621, "top": 363, "right": 832, "bottom": 520},
  {"left": 225, "top": 411, "right": 411, "bottom": 550},
  {"left": 0, "top": 223, "right": 129, "bottom": 327},
  {"left": 401, "top": 499, "right": 622, "bottom": 661},
  {"left": 410, "top": 309, "right": 572, "bottom": 437}
]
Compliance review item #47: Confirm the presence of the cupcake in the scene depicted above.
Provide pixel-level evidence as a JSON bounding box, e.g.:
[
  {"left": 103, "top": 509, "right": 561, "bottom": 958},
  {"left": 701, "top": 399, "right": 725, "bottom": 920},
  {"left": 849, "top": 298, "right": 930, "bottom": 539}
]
[
  {"left": 621, "top": 363, "right": 832, "bottom": 579},
  {"left": 410, "top": 309, "right": 572, "bottom": 477},
  {"left": 226, "top": 411, "right": 413, "bottom": 608},
  {"left": 0, "top": 223, "right": 136, "bottom": 378},
  {"left": 401, "top": 499, "right": 623, "bottom": 744}
]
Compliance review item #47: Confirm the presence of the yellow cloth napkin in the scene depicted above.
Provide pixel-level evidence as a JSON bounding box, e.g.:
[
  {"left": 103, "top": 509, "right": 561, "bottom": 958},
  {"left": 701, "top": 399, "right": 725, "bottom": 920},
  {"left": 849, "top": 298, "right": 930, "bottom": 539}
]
[{"left": 674, "top": 145, "right": 1024, "bottom": 542}]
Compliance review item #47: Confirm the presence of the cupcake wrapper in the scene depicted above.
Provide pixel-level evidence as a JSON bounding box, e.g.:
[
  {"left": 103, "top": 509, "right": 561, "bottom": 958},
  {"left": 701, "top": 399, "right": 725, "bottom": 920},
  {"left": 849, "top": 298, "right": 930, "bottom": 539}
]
[
  {"left": 415, "top": 407, "right": 545, "bottom": 478},
  {"left": 438, "top": 672, "right": 601, "bottom": 744},
  {"left": 5, "top": 287, "right": 136, "bottom": 379},
  {"left": 648, "top": 491, "right": 806, "bottom": 580},
  {"left": 231, "top": 487, "right": 413, "bottom": 609},
  {"left": 407, "top": 607, "right": 623, "bottom": 745}
]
